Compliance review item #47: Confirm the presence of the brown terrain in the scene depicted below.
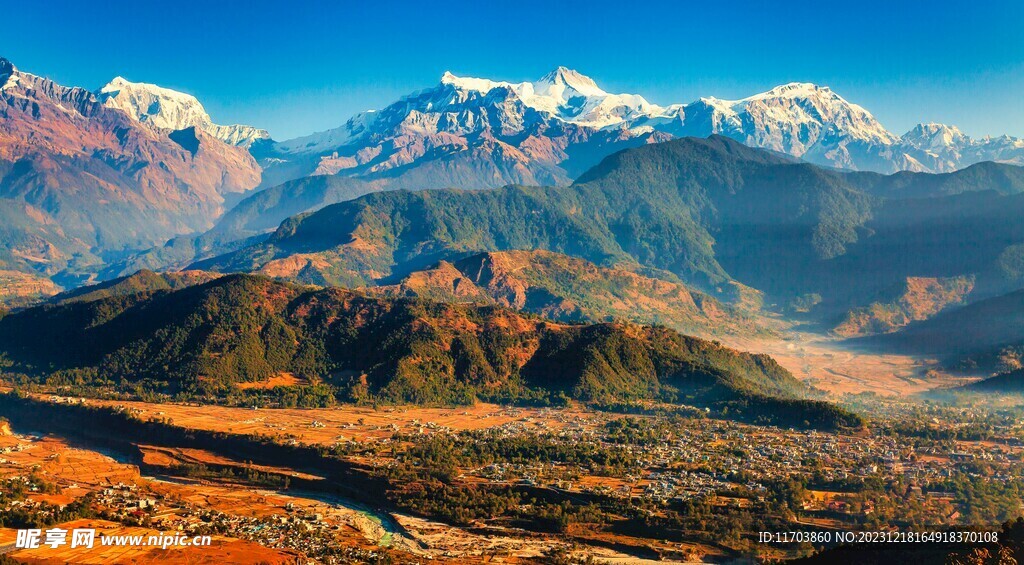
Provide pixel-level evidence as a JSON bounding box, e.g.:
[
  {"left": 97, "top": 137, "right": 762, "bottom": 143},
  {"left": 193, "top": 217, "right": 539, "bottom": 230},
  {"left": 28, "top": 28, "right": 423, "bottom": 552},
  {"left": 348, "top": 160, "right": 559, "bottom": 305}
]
[
  {"left": 726, "top": 331, "right": 978, "bottom": 397},
  {"left": 0, "top": 433, "right": 300, "bottom": 564},
  {"left": 0, "top": 400, "right": 715, "bottom": 563},
  {"left": 0, "top": 269, "right": 60, "bottom": 307},
  {"left": 235, "top": 372, "right": 309, "bottom": 390},
  {"left": 1, "top": 519, "right": 297, "bottom": 564},
  {"left": 372, "top": 249, "right": 763, "bottom": 337},
  {"left": 81, "top": 400, "right": 588, "bottom": 446},
  {"left": 0, "top": 58, "right": 261, "bottom": 280},
  {"left": 833, "top": 276, "right": 975, "bottom": 337}
]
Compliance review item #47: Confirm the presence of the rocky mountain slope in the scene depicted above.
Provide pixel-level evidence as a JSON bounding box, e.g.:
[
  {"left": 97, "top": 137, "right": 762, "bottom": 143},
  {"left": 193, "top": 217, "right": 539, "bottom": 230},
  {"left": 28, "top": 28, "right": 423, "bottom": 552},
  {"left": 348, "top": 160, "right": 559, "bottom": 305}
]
[
  {"left": 0, "top": 57, "right": 262, "bottom": 287},
  {"left": 832, "top": 276, "right": 975, "bottom": 337},
  {"left": 371, "top": 249, "right": 763, "bottom": 337},
  {"left": 0, "top": 269, "right": 61, "bottom": 308}
]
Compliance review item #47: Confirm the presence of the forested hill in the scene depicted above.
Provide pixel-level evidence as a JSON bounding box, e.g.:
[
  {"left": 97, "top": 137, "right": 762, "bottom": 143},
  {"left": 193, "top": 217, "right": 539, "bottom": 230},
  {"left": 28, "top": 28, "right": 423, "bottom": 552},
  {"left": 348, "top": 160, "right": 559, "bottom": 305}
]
[
  {"left": 0, "top": 273, "right": 860, "bottom": 429},
  {"left": 965, "top": 368, "right": 1024, "bottom": 394}
]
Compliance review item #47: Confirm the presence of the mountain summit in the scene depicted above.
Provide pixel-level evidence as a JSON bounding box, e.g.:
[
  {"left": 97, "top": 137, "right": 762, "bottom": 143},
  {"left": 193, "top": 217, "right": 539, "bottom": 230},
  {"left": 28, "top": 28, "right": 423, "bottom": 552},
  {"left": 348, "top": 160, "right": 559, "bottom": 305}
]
[
  {"left": 431, "top": 66, "right": 668, "bottom": 128},
  {"left": 268, "top": 67, "right": 679, "bottom": 189},
  {"left": 673, "top": 82, "right": 898, "bottom": 169},
  {"left": 97, "top": 77, "right": 269, "bottom": 147},
  {"left": 538, "top": 66, "right": 603, "bottom": 93}
]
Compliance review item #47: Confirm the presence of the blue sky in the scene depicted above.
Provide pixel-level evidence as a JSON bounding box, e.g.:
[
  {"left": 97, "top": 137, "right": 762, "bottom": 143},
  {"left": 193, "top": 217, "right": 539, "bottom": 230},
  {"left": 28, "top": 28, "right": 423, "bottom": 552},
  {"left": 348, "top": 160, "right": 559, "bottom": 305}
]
[{"left": 5, "top": 0, "right": 1023, "bottom": 140}]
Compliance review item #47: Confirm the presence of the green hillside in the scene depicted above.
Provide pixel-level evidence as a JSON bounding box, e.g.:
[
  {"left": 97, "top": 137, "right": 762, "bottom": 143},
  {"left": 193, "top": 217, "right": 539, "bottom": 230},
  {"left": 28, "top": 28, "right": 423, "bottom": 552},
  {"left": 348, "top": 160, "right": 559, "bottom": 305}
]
[
  {"left": 965, "top": 368, "right": 1024, "bottom": 394},
  {"left": 0, "top": 273, "right": 859, "bottom": 429},
  {"left": 198, "top": 137, "right": 875, "bottom": 292},
  {"left": 209, "top": 175, "right": 378, "bottom": 241},
  {"left": 49, "top": 269, "right": 221, "bottom": 305}
]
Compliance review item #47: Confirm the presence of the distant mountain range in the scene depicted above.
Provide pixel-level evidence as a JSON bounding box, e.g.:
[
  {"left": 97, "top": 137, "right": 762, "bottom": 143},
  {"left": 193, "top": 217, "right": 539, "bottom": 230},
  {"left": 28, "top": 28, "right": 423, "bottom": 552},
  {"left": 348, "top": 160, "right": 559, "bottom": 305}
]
[{"left": 259, "top": 66, "right": 1024, "bottom": 190}]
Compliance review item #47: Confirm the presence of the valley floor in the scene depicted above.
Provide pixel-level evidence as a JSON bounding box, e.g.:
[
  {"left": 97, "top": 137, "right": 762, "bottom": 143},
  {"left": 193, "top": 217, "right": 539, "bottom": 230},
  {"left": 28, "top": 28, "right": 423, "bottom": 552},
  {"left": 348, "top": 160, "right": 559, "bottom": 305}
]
[
  {"left": 724, "top": 331, "right": 981, "bottom": 397},
  {"left": 0, "top": 398, "right": 728, "bottom": 563},
  {"left": 1, "top": 390, "right": 1022, "bottom": 563}
]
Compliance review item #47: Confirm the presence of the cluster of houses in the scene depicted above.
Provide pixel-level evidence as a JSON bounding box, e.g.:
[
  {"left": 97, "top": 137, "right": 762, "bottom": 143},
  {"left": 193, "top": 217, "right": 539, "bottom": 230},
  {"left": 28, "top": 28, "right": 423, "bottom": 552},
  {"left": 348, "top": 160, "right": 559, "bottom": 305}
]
[
  {"left": 355, "top": 407, "right": 1024, "bottom": 523},
  {"left": 93, "top": 483, "right": 374, "bottom": 560}
]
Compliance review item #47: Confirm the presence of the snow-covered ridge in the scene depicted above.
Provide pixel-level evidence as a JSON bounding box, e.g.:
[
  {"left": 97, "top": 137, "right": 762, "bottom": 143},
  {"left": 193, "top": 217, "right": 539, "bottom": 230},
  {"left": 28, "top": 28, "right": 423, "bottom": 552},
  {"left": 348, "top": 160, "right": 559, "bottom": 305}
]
[
  {"left": 276, "top": 67, "right": 1024, "bottom": 174},
  {"left": 901, "top": 123, "right": 969, "bottom": 150},
  {"left": 438, "top": 66, "right": 676, "bottom": 128},
  {"left": 676, "top": 81, "right": 900, "bottom": 165},
  {"left": 274, "top": 68, "right": 899, "bottom": 158},
  {"left": 97, "top": 77, "right": 269, "bottom": 147},
  {"left": 276, "top": 67, "right": 682, "bottom": 157},
  {"left": 894, "top": 122, "right": 1024, "bottom": 172},
  {"left": 701, "top": 82, "right": 898, "bottom": 146}
]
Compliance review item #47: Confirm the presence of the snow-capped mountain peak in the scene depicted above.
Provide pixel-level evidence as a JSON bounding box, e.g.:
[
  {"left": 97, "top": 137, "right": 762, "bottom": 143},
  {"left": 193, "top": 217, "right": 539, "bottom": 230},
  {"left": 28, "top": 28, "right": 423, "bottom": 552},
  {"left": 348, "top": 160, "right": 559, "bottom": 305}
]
[
  {"left": 438, "top": 67, "right": 606, "bottom": 99},
  {"left": 97, "top": 77, "right": 269, "bottom": 147},
  {"left": 751, "top": 82, "right": 830, "bottom": 99},
  {"left": 893, "top": 123, "right": 980, "bottom": 172},
  {"left": 439, "top": 71, "right": 510, "bottom": 94},
  {"left": 433, "top": 67, "right": 670, "bottom": 129},
  {"left": 681, "top": 81, "right": 899, "bottom": 162},
  {"left": 277, "top": 67, "right": 677, "bottom": 158},
  {"left": 534, "top": 66, "right": 606, "bottom": 98},
  {"left": 901, "top": 123, "right": 968, "bottom": 150},
  {"left": 99, "top": 77, "right": 209, "bottom": 130}
]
